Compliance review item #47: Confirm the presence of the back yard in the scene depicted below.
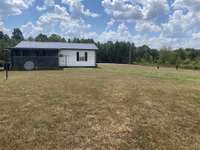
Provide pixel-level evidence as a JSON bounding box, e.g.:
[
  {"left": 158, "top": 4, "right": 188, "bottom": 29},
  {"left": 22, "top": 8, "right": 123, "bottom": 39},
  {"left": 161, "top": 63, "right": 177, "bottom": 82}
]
[{"left": 0, "top": 64, "right": 200, "bottom": 150}]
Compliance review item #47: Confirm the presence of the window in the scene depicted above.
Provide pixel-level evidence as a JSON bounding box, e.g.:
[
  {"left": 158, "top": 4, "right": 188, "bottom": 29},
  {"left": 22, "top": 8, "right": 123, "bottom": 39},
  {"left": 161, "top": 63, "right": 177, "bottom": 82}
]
[
  {"left": 79, "top": 56, "right": 85, "bottom": 61},
  {"left": 85, "top": 52, "right": 88, "bottom": 61},
  {"left": 22, "top": 50, "right": 36, "bottom": 56},
  {"left": 14, "top": 50, "right": 21, "bottom": 56},
  {"left": 77, "top": 52, "right": 79, "bottom": 61},
  {"left": 36, "top": 50, "right": 46, "bottom": 56},
  {"left": 77, "top": 52, "right": 88, "bottom": 62}
]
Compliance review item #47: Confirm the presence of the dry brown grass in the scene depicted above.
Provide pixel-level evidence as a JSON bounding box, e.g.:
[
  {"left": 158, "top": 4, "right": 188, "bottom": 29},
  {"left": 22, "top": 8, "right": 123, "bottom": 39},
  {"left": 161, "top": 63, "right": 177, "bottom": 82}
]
[{"left": 0, "top": 64, "right": 200, "bottom": 150}]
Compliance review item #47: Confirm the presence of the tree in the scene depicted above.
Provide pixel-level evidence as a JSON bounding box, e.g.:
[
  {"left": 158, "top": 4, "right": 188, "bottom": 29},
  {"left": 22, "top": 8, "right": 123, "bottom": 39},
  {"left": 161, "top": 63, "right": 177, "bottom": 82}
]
[
  {"left": 0, "top": 31, "right": 4, "bottom": 39},
  {"left": 11, "top": 28, "right": 24, "bottom": 41},
  {"left": 71, "top": 38, "right": 80, "bottom": 43},
  {"left": 187, "top": 48, "right": 199, "bottom": 60},
  {"left": 135, "top": 45, "right": 151, "bottom": 62},
  {"left": 27, "top": 36, "right": 34, "bottom": 41},
  {"left": 48, "top": 34, "right": 66, "bottom": 42},
  {"left": 3, "top": 34, "right": 10, "bottom": 41},
  {"left": 149, "top": 49, "right": 159, "bottom": 63},
  {"left": 35, "top": 34, "right": 48, "bottom": 42},
  {"left": 176, "top": 55, "right": 181, "bottom": 69},
  {"left": 79, "top": 38, "right": 95, "bottom": 43},
  {"left": 176, "top": 48, "right": 186, "bottom": 61},
  {"left": 0, "top": 32, "right": 9, "bottom": 41},
  {"left": 61, "top": 38, "right": 66, "bottom": 42},
  {"left": 0, "top": 31, "right": 12, "bottom": 60}
]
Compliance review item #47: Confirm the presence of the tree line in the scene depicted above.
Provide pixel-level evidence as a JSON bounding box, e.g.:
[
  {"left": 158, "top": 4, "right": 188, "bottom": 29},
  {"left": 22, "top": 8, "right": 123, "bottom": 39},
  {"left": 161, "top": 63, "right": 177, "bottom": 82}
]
[
  {"left": 97, "top": 42, "right": 200, "bottom": 70},
  {"left": 1, "top": 28, "right": 200, "bottom": 70}
]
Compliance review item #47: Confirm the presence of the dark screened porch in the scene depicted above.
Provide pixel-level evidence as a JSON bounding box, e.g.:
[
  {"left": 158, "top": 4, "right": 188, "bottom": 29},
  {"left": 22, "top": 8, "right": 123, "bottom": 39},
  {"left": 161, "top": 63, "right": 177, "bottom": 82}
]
[{"left": 10, "top": 48, "right": 59, "bottom": 70}]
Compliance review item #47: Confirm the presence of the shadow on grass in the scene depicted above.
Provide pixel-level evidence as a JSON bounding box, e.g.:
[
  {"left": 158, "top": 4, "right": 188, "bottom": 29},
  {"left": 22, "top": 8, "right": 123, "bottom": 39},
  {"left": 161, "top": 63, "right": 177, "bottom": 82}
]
[
  {"left": 1, "top": 65, "right": 102, "bottom": 72},
  {"left": 95, "top": 66, "right": 102, "bottom": 69}
]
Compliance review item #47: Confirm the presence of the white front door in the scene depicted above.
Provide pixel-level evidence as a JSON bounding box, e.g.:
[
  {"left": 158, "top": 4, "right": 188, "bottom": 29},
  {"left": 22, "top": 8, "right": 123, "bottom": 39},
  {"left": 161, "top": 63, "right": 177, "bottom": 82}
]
[
  {"left": 59, "top": 55, "right": 67, "bottom": 66},
  {"left": 64, "top": 56, "right": 67, "bottom": 66}
]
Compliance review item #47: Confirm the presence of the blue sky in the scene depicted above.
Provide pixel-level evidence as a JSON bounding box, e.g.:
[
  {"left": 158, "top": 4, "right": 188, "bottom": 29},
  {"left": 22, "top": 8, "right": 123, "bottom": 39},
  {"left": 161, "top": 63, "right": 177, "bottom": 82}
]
[{"left": 0, "top": 0, "right": 200, "bottom": 49}]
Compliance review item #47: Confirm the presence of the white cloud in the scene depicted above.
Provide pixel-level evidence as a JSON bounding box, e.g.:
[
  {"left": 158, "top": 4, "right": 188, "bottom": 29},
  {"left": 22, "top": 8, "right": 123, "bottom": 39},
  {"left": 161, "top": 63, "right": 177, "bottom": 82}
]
[
  {"left": 106, "top": 18, "right": 115, "bottom": 30},
  {"left": 102, "top": 0, "right": 143, "bottom": 22},
  {"left": 96, "top": 21, "right": 200, "bottom": 49},
  {"left": 98, "top": 23, "right": 133, "bottom": 42},
  {"left": 36, "top": 6, "right": 47, "bottom": 12},
  {"left": 161, "top": 10, "right": 188, "bottom": 38},
  {"left": 142, "top": 0, "right": 169, "bottom": 20},
  {"left": 62, "top": 0, "right": 99, "bottom": 18},
  {"left": 0, "top": 0, "right": 35, "bottom": 19},
  {"left": 102, "top": 0, "right": 168, "bottom": 34},
  {"left": 102, "top": 0, "right": 169, "bottom": 22},
  {"left": 173, "top": 0, "right": 200, "bottom": 12},
  {"left": 0, "top": 22, "right": 10, "bottom": 35},
  {"left": 136, "top": 21, "right": 161, "bottom": 33},
  {"left": 0, "top": 0, "right": 35, "bottom": 34},
  {"left": 192, "top": 32, "right": 200, "bottom": 39},
  {"left": 97, "top": 24, "right": 167, "bottom": 48},
  {"left": 21, "top": 22, "right": 42, "bottom": 37},
  {"left": 36, "top": 0, "right": 55, "bottom": 12},
  {"left": 37, "top": 5, "right": 91, "bottom": 37},
  {"left": 21, "top": 5, "right": 95, "bottom": 39},
  {"left": 162, "top": 0, "right": 200, "bottom": 38}
]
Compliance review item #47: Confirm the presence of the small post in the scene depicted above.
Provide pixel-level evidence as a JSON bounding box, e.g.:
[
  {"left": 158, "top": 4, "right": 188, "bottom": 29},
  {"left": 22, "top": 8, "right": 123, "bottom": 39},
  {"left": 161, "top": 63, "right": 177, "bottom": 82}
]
[
  {"left": 129, "top": 48, "right": 132, "bottom": 64},
  {"left": 6, "top": 67, "right": 8, "bottom": 80},
  {"left": 176, "top": 65, "right": 179, "bottom": 70},
  {"left": 4, "top": 49, "right": 10, "bottom": 80},
  {"left": 5, "top": 63, "right": 8, "bottom": 80}
]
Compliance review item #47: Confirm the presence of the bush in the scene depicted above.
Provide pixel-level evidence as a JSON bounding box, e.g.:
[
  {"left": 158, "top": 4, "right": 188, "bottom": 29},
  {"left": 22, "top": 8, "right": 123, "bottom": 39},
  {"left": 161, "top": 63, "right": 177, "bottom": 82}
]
[
  {"left": 180, "top": 63, "right": 200, "bottom": 70},
  {"left": 183, "top": 58, "right": 191, "bottom": 65}
]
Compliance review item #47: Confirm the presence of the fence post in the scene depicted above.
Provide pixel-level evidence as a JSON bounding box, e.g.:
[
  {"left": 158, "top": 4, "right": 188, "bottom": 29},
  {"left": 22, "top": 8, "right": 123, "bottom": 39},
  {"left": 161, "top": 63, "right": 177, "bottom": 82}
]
[
  {"left": 4, "top": 49, "right": 10, "bottom": 80},
  {"left": 129, "top": 48, "right": 132, "bottom": 64},
  {"left": 5, "top": 65, "right": 8, "bottom": 80}
]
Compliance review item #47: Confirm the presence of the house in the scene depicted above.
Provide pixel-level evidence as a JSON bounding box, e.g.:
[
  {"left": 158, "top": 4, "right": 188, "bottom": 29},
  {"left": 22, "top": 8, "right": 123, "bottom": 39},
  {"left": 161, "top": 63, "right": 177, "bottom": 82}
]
[{"left": 10, "top": 41, "right": 98, "bottom": 70}]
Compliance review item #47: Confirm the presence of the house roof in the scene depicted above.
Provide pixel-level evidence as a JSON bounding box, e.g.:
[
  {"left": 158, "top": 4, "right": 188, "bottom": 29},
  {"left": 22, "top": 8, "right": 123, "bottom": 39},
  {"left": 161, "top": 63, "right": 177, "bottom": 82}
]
[{"left": 13, "top": 41, "right": 98, "bottom": 50}]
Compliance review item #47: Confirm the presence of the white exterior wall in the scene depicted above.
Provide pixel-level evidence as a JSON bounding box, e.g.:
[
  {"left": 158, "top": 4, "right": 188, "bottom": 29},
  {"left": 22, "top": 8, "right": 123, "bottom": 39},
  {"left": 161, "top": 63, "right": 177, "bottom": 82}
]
[{"left": 59, "top": 50, "right": 96, "bottom": 67}]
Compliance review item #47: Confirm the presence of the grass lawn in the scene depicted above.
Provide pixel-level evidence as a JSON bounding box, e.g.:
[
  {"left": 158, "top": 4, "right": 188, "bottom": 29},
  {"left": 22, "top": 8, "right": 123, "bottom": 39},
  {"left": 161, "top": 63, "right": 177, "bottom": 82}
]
[{"left": 0, "top": 64, "right": 200, "bottom": 150}]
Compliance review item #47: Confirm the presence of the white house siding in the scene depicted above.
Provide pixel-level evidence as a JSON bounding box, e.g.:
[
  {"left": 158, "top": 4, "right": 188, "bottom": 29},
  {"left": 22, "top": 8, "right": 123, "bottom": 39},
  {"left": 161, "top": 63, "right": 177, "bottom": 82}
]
[{"left": 59, "top": 50, "right": 96, "bottom": 67}]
